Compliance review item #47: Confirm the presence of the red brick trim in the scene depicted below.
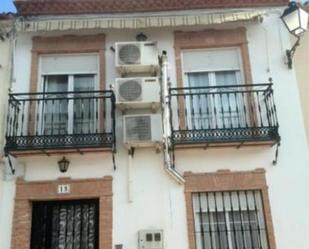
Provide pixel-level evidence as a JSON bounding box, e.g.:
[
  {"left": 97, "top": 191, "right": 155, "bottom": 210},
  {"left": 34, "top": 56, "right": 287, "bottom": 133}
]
[
  {"left": 11, "top": 176, "right": 113, "bottom": 249},
  {"left": 15, "top": 0, "right": 289, "bottom": 16},
  {"left": 184, "top": 169, "right": 276, "bottom": 249}
]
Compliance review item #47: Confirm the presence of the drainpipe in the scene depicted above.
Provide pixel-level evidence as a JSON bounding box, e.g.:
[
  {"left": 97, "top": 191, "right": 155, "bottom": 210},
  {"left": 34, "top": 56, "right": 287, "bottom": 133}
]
[
  {"left": 161, "top": 52, "right": 185, "bottom": 184},
  {"left": 127, "top": 147, "right": 134, "bottom": 203}
]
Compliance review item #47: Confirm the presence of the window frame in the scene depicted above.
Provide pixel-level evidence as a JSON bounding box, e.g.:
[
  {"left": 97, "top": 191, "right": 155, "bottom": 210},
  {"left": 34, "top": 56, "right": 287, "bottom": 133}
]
[
  {"left": 184, "top": 170, "right": 277, "bottom": 249},
  {"left": 174, "top": 29, "right": 253, "bottom": 131},
  {"left": 180, "top": 47, "right": 247, "bottom": 130},
  {"left": 11, "top": 176, "right": 112, "bottom": 249},
  {"left": 36, "top": 53, "right": 100, "bottom": 135},
  {"left": 38, "top": 53, "right": 100, "bottom": 92},
  {"left": 27, "top": 34, "right": 106, "bottom": 137},
  {"left": 181, "top": 47, "right": 245, "bottom": 89}
]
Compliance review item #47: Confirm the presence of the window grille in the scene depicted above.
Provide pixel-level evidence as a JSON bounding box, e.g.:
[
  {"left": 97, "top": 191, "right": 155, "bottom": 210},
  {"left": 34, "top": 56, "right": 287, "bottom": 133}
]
[{"left": 192, "top": 190, "right": 268, "bottom": 249}]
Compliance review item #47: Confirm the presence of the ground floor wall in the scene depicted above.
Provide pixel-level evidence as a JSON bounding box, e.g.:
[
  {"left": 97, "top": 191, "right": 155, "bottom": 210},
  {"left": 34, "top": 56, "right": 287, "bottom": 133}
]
[
  {"left": 1, "top": 146, "right": 308, "bottom": 249},
  {"left": 0, "top": 174, "right": 15, "bottom": 249}
]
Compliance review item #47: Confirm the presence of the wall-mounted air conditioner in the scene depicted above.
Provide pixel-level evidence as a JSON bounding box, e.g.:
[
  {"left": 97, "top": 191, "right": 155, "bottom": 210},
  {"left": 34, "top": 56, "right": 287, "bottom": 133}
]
[
  {"left": 115, "top": 42, "right": 159, "bottom": 74},
  {"left": 115, "top": 77, "right": 160, "bottom": 110},
  {"left": 138, "top": 230, "right": 164, "bottom": 249},
  {"left": 123, "top": 114, "right": 162, "bottom": 148}
]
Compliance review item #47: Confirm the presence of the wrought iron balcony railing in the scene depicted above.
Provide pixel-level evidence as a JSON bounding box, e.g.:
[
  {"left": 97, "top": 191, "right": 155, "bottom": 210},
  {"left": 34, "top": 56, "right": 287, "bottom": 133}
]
[
  {"left": 5, "top": 90, "right": 116, "bottom": 155},
  {"left": 168, "top": 83, "right": 280, "bottom": 147}
]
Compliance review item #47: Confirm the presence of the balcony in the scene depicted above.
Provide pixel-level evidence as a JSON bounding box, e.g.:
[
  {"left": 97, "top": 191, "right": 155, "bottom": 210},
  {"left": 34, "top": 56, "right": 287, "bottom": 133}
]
[
  {"left": 5, "top": 90, "right": 116, "bottom": 156},
  {"left": 169, "top": 84, "right": 280, "bottom": 148}
]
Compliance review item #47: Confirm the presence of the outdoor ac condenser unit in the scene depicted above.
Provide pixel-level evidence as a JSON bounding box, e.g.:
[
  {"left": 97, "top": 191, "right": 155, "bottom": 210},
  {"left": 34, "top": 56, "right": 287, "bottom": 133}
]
[
  {"left": 115, "top": 77, "right": 160, "bottom": 109},
  {"left": 115, "top": 41, "right": 159, "bottom": 74},
  {"left": 138, "top": 230, "right": 164, "bottom": 249},
  {"left": 123, "top": 114, "right": 162, "bottom": 147}
]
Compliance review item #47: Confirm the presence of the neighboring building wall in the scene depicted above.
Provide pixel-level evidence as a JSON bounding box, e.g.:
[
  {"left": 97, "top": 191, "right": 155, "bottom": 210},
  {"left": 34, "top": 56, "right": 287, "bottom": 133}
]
[
  {"left": 294, "top": 8, "right": 309, "bottom": 146},
  {"left": 0, "top": 26, "right": 11, "bottom": 155},
  {"left": 0, "top": 19, "right": 15, "bottom": 249}
]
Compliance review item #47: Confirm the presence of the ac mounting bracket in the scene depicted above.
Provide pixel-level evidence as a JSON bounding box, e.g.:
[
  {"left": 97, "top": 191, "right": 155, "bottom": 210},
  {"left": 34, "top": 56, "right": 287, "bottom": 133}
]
[{"left": 128, "top": 147, "right": 135, "bottom": 157}]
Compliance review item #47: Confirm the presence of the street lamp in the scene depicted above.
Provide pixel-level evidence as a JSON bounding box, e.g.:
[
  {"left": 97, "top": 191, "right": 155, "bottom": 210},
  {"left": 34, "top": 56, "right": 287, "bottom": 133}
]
[
  {"left": 58, "top": 157, "right": 70, "bottom": 173},
  {"left": 281, "top": 1, "right": 309, "bottom": 68}
]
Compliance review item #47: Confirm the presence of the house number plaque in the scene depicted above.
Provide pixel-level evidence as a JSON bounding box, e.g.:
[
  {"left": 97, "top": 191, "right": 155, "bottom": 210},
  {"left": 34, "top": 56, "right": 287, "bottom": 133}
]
[{"left": 57, "top": 184, "right": 71, "bottom": 194}]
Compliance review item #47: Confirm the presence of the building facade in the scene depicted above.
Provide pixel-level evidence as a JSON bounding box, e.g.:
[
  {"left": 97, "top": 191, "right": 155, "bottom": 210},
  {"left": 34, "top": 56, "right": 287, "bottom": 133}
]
[
  {"left": 0, "top": 13, "right": 15, "bottom": 249},
  {"left": 0, "top": 1, "right": 309, "bottom": 249}
]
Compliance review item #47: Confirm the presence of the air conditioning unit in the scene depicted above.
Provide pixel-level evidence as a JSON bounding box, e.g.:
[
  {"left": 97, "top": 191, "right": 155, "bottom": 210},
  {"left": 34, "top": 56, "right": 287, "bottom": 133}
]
[
  {"left": 138, "top": 230, "right": 164, "bottom": 249},
  {"left": 115, "top": 77, "right": 160, "bottom": 109},
  {"left": 123, "top": 114, "right": 162, "bottom": 148},
  {"left": 115, "top": 42, "right": 159, "bottom": 74}
]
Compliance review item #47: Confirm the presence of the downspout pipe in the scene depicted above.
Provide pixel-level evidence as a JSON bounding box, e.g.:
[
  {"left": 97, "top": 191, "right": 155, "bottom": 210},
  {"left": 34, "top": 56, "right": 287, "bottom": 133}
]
[
  {"left": 127, "top": 147, "right": 134, "bottom": 203},
  {"left": 161, "top": 51, "right": 185, "bottom": 184}
]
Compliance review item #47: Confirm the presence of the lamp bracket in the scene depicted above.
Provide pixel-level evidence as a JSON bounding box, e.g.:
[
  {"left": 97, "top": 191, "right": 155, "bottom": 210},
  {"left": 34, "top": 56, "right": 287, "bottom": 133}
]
[
  {"left": 128, "top": 147, "right": 135, "bottom": 157},
  {"left": 272, "top": 142, "right": 281, "bottom": 166},
  {"left": 5, "top": 154, "right": 15, "bottom": 175},
  {"left": 286, "top": 36, "right": 301, "bottom": 69}
]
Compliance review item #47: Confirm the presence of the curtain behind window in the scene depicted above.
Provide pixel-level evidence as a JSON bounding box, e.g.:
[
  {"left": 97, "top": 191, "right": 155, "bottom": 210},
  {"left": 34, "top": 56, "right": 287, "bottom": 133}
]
[
  {"left": 43, "top": 75, "right": 69, "bottom": 135},
  {"left": 187, "top": 71, "right": 242, "bottom": 129},
  {"left": 187, "top": 72, "right": 211, "bottom": 129},
  {"left": 73, "top": 75, "right": 96, "bottom": 134}
]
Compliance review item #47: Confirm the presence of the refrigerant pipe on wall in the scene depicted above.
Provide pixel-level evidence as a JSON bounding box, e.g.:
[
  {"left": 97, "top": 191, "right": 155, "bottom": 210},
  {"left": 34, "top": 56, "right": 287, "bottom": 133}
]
[{"left": 127, "top": 147, "right": 134, "bottom": 203}]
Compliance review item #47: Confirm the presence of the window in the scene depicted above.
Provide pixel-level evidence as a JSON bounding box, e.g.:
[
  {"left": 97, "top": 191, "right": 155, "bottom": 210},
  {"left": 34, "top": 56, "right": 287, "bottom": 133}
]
[
  {"left": 30, "top": 199, "right": 99, "bottom": 249},
  {"left": 39, "top": 54, "right": 99, "bottom": 135},
  {"left": 192, "top": 191, "right": 268, "bottom": 249},
  {"left": 182, "top": 48, "right": 245, "bottom": 130}
]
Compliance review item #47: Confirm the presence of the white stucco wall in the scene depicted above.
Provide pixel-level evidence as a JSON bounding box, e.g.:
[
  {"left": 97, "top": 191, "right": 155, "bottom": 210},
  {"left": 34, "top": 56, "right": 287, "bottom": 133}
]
[
  {"left": 0, "top": 30, "right": 11, "bottom": 152},
  {"left": 294, "top": 30, "right": 309, "bottom": 147},
  {"left": 2, "top": 10, "right": 309, "bottom": 249},
  {"left": 0, "top": 24, "right": 15, "bottom": 249},
  {"left": 0, "top": 171, "right": 16, "bottom": 249}
]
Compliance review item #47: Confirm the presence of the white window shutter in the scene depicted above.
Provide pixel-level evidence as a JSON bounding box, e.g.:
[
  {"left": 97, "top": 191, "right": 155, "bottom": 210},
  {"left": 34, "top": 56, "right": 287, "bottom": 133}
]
[
  {"left": 182, "top": 48, "right": 241, "bottom": 72},
  {"left": 41, "top": 54, "right": 98, "bottom": 75}
]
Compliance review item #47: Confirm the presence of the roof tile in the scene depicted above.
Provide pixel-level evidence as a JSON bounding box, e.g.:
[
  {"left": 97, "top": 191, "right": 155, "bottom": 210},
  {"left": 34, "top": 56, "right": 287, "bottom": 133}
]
[{"left": 15, "top": 0, "right": 289, "bottom": 16}]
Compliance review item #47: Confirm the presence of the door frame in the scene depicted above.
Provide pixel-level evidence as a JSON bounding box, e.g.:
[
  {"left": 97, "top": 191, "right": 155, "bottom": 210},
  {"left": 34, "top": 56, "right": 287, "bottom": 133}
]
[{"left": 11, "top": 177, "right": 113, "bottom": 249}]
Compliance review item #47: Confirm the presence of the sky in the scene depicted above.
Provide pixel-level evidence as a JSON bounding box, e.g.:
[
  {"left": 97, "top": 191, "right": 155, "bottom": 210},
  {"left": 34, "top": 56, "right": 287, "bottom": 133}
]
[{"left": 0, "top": 0, "right": 16, "bottom": 13}]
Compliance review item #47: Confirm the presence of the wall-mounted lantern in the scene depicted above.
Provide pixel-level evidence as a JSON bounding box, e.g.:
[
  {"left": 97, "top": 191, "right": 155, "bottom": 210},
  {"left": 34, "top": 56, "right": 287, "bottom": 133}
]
[
  {"left": 58, "top": 157, "right": 70, "bottom": 173},
  {"left": 136, "top": 32, "right": 148, "bottom": 41},
  {"left": 281, "top": 1, "right": 309, "bottom": 69}
]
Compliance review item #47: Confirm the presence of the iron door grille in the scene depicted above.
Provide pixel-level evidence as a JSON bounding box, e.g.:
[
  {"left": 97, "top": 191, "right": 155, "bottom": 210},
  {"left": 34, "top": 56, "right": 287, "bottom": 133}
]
[{"left": 30, "top": 199, "right": 99, "bottom": 249}]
